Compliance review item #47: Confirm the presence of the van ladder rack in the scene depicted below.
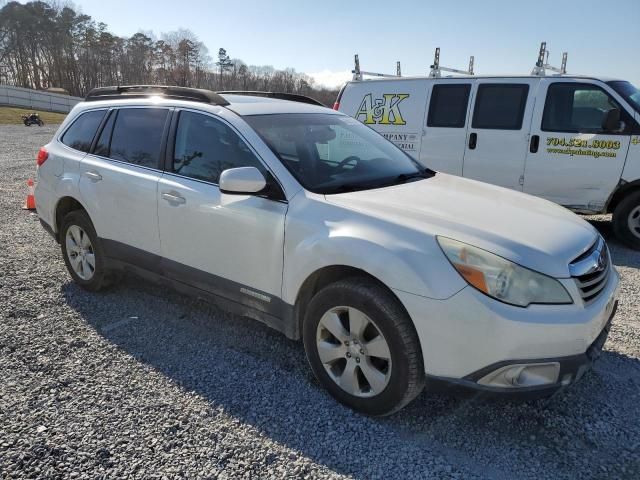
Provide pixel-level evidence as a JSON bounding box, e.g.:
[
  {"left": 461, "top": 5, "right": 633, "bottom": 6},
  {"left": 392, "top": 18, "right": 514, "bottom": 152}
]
[
  {"left": 531, "top": 42, "right": 568, "bottom": 76},
  {"left": 352, "top": 54, "right": 403, "bottom": 81},
  {"left": 429, "top": 48, "right": 474, "bottom": 78},
  {"left": 216, "top": 91, "right": 324, "bottom": 106},
  {"left": 85, "top": 85, "right": 230, "bottom": 106}
]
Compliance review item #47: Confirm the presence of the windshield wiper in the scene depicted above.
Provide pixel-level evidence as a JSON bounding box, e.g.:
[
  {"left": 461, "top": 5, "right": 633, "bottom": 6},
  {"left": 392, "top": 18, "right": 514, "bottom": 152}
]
[{"left": 392, "top": 168, "right": 436, "bottom": 184}]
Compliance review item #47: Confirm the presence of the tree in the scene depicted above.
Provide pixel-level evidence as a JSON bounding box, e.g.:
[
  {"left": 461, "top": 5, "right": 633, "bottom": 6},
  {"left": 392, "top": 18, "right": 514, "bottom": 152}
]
[{"left": 0, "top": 1, "right": 339, "bottom": 105}]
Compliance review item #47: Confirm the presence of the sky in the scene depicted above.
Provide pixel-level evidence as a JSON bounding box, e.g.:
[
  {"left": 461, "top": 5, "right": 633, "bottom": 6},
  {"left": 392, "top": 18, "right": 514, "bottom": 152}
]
[{"left": 47, "top": 0, "right": 640, "bottom": 88}]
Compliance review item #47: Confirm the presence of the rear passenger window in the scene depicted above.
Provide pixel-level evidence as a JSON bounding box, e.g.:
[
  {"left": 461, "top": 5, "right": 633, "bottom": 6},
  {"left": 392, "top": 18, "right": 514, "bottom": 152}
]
[
  {"left": 472, "top": 84, "right": 529, "bottom": 130},
  {"left": 172, "top": 111, "right": 264, "bottom": 184},
  {"left": 107, "top": 108, "right": 169, "bottom": 168},
  {"left": 542, "top": 83, "right": 621, "bottom": 133},
  {"left": 427, "top": 84, "right": 471, "bottom": 128},
  {"left": 61, "top": 110, "right": 106, "bottom": 152}
]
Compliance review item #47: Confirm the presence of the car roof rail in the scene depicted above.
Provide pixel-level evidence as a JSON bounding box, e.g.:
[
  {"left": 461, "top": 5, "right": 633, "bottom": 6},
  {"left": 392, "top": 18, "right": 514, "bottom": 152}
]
[
  {"left": 85, "top": 85, "right": 230, "bottom": 106},
  {"left": 217, "top": 91, "right": 325, "bottom": 106}
]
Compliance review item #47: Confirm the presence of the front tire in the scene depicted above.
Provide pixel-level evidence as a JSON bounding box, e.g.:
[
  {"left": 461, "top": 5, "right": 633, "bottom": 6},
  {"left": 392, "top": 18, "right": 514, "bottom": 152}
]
[
  {"left": 60, "top": 210, "right": 110, "bottom": 291},
  {"left": 613, "top": 191, "right": 640, "bottom": 250},
  {"left": 303, "top": 278, "right": 425, "bottom": 416}
]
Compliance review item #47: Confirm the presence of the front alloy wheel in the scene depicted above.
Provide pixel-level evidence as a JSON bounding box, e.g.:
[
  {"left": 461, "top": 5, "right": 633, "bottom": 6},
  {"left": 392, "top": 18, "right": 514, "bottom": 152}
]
[
  {"left": 316, "top": 306, "right": 392, "bottom": 397},
  {"left": 303, "top": 278, "right": 425, "bottom": 416}
]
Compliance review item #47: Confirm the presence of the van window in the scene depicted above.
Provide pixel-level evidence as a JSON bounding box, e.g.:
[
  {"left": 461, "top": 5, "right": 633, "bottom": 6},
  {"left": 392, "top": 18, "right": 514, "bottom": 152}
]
[
  {"left": 172, "top": 111, "right": 264, "bottom": 183},
  {"left": 108, "top": 108, "right": 169, "bottom": 168},
  {"left": 61, "top": 110, "right": 106, "bottom": 152},
  {"left": 542, "top": 83, "right": 621, "bottom": 133},
  {"left": 427, "top": 84, "right": 471, "bottom": 128},
  {"left": 472, "top": 84, "right": 529, "bottom": 130}
]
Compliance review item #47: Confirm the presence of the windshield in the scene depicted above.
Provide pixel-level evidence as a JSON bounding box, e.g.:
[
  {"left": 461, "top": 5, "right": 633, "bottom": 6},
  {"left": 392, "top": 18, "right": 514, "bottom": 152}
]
[
  {"left": 244, "top": 113, "right": 433, "bottom": 194},
  {"left": 608, "top": 80, "right": 640, "bottom": 113}
]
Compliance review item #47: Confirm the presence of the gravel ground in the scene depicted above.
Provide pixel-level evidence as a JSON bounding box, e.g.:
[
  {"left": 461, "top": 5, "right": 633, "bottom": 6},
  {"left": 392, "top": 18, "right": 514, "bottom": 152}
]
[{"left": 0, "top": 124, "right": 639, "bottom": 479}]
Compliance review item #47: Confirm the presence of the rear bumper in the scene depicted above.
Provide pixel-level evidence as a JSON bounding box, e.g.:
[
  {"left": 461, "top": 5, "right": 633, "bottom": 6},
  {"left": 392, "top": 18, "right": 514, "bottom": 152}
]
[{"left": 424, "top": 302, "right": 616, "bottom": 399}]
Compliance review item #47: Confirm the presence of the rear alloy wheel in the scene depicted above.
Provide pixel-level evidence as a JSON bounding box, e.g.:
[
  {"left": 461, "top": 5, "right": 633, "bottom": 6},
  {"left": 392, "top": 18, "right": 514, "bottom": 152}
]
[
  {"left": 303, "top": 278, "right": 424, "bottom": 416},
  {"left": 613, "top": 191, "right": 640, "bottom": 250},
  {"left": 60, "top": 210, "right": 110, "bottom": 291},
  {"left": 65, "top": 225, "right": 96, "bottom": 281}
]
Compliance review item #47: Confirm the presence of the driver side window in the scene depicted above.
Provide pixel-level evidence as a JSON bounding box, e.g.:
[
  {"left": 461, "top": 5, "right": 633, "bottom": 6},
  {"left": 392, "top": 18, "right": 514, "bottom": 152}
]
[
  {"left": 172, "top": 111, "right": 264, "bottom": 183},
  {"left": 542, "top": 83, "right": 624, "bottom": 133}
]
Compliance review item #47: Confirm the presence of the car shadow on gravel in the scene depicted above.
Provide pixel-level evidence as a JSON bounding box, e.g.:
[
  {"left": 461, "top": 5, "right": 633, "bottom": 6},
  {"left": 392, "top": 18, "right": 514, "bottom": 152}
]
[{"left": 60, "top": 276, "right": 640, "bottom": 479}]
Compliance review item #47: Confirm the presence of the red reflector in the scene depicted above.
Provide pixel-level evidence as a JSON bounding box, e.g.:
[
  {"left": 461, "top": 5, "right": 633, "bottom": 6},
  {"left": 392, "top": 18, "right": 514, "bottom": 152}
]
[
  {"left": 36, "top": 147, "right": 48, "bottom": 166},
  {"left": 332, "top": 102, "right": 340, "bottom": 110}
]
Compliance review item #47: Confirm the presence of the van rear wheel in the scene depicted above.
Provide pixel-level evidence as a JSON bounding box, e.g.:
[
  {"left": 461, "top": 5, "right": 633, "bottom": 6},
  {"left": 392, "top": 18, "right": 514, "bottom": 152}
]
[
  {"left": 613, "top": 191, "right": 640, "bottom": 250},
  {"left": 302, "top": 278, "right": 424, "bottom": 416}
]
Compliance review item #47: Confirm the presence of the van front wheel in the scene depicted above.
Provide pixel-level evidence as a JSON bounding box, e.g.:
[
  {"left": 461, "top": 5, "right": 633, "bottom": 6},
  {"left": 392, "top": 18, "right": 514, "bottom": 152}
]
[{"left": 613, "top": 191, "right": 640, "bottom": 250}]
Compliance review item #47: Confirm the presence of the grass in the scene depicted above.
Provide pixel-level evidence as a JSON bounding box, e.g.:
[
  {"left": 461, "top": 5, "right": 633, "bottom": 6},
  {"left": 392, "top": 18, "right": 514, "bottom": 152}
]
[{"left": 0, "top": 106, "right": 67, "bottom": 125}]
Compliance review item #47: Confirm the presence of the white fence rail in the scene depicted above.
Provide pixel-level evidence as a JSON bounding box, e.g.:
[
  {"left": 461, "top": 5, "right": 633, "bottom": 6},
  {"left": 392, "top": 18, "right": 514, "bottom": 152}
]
[{"left": 0, "top": 85, "right": 82, "bottom": 113}]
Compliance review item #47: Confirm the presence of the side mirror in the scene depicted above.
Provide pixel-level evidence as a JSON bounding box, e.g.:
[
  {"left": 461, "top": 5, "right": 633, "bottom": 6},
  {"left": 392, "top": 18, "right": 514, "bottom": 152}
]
[
  {"left": 219, "top": 167, "right": 266, "bottom": 195},
  {"left": 602, "top": 108, "right": 621, "bottom": 132}
]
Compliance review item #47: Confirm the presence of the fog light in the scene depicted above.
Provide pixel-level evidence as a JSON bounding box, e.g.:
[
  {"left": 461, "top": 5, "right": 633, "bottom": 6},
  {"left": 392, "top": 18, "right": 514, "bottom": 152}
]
[{"left": 478, "top": 362, "right": 560, "bottom": 388}]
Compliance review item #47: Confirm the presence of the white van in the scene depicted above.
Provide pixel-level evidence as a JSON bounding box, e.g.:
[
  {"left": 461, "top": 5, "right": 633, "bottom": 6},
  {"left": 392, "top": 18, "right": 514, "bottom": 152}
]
[{"left": 336, "top": 75, "right": 640, "bottom": 249}]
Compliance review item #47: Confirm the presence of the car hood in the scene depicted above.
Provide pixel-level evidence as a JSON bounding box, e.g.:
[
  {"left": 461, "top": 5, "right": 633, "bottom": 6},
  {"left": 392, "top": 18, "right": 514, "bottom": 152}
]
[{"left": 324, "top": 173, "right": 598, "bottom": 278}]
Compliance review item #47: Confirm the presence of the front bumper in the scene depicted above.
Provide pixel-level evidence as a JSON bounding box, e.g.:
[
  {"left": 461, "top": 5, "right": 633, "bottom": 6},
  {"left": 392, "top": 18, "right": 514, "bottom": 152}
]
[
  {"left": 394, "top": 264, "right": 620, "bottom": 394},
  {"left": 424, "top": 301, "right": 616, "bottom": 399}
]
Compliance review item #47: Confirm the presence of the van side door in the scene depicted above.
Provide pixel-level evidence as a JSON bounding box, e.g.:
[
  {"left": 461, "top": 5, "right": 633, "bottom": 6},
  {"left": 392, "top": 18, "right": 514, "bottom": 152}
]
[
  {"left": 462, "top": 79, "right": 539, "bottom": 190},
  {"left": 419, "top": 81, "right": 472, "bottom": 175},
  {"left": 523, "top": 79, "right": 633, "bottom": 211}
]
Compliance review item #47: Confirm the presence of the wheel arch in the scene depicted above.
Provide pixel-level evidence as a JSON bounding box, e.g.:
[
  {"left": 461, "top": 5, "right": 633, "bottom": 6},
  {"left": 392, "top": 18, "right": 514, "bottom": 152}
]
[
  {"left": 293, "top": 265, "right": 413, "bottom": 340},
  {"left": 607, "top": 179, "right": 640, "bottom": 214},
  {"left": 54, "top": 196, "right": 90, "bottom": 241}
]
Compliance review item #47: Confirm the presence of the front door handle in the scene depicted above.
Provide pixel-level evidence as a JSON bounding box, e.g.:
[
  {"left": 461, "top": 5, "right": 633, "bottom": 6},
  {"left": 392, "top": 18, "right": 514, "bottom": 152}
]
[
  {"left": 468, "top": 132, "right": 477, "bottom": 150},
  {"left": 84, "top": 171, "right": 102, "bottom": 182},
  {"left": 529, "top": 134, "right": 540, "bottom": 153},
  {"left": 161, "top": 191, "right": 186, "bottom": 205}
]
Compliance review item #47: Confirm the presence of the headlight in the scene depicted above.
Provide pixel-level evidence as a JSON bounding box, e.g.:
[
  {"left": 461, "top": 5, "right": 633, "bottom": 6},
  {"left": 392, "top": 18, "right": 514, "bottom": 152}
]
[{"left": 437, "top": 237, "right": 572, "bottom": 307}]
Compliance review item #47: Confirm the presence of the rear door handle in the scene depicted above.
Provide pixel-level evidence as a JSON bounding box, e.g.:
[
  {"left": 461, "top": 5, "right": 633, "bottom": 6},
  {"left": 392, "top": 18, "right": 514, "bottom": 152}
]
[
  {"left": 529, "top": 134, "right": 540, "bottom": 153},
  {"left": 84, "top": 171, "right": 102, "bottom": 182},
  {"left": 161, "top": 191, "right": 186, "bottom": 205},
  {"left": 468, "top": 132, "right": 477, "bottom": 150}
]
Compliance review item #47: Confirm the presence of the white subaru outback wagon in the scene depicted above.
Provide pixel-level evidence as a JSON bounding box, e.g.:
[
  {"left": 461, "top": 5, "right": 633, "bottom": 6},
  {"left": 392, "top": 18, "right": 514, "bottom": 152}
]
[{"left": 35, "top": 85, "right": 619, "bottom": 415}]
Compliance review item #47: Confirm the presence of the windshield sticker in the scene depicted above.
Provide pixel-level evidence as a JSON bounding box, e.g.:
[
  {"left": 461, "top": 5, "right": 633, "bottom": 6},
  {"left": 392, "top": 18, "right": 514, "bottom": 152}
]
[{"left": 356, "top": 94, "right": 409, "bottom": 125}]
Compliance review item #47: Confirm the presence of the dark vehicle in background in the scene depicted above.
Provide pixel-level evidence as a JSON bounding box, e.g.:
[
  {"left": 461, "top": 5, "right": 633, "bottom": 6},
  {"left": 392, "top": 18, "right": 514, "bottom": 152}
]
[{"left": 22, "top": 112, "right": 44, "bottom": 126}]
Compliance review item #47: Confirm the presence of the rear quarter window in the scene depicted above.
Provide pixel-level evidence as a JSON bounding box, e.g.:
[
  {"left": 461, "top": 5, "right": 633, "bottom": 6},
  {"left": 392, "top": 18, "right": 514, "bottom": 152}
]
[{"left": 61, "top": 110, "right": 106, "bottom": 152}]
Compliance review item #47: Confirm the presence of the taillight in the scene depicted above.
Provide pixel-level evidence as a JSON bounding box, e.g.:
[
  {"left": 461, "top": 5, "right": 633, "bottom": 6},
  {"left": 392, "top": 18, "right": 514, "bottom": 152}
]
[
  {"left": 332, "top": 102, "right": 340, "bottom": 110},
  {"left": 36, "top": 147, "right": 48, "bottom": 166}
]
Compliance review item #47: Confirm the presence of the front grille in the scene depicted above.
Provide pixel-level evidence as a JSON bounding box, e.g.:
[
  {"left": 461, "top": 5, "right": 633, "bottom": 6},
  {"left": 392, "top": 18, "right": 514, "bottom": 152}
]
[{"left": 570, "top": 237, "right": 610, "bottom": 304}]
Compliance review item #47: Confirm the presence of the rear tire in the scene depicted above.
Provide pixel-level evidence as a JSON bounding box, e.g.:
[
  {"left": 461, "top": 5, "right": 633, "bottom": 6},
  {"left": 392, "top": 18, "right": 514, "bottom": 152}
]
[
  {"left": 60, "top": 210, "right": 110, "bottom": 291},
  {"left": 612, "top": 191, "right": 640, "bottom": 250},
  {"left": 303, "top": 277, "right": 425, "bottom": 416}
]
